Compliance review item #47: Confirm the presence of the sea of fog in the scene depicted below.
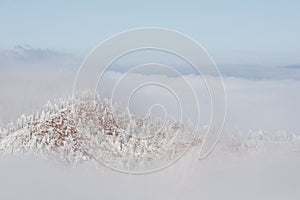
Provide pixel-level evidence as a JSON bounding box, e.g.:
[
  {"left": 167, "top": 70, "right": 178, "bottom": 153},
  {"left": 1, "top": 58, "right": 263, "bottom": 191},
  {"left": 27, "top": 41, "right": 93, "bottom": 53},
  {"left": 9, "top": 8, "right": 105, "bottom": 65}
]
[{"left": 0, "top": 47, "right": 299, "bottom": 200}]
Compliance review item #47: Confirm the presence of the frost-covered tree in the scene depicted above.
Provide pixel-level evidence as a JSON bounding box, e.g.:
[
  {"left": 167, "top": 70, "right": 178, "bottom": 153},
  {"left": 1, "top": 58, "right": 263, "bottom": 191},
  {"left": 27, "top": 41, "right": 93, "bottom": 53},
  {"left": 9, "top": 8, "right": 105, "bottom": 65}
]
[{"left": 0, "top": 96, "right": 298, "bottom": 169}]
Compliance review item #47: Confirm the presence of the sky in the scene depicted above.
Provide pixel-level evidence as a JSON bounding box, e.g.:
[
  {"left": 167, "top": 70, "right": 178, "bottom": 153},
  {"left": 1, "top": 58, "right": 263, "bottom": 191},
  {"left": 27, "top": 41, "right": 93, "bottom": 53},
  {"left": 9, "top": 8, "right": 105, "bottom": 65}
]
[{"left": 1, "top": 0, "right": 300, "bottom": 66}]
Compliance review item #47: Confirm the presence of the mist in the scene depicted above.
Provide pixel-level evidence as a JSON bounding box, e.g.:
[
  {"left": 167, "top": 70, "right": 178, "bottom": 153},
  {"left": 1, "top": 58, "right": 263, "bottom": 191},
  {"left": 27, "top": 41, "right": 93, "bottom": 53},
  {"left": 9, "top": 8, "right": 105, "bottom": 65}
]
[
  {"left": 0, "top": 143, "right": 299, "bottom": 200},
  {"left": 0, "top": 47, "right": 300, "bottom": 200},
  {"left": 1, "top": 49, "right": 299, "bottom": 133}
]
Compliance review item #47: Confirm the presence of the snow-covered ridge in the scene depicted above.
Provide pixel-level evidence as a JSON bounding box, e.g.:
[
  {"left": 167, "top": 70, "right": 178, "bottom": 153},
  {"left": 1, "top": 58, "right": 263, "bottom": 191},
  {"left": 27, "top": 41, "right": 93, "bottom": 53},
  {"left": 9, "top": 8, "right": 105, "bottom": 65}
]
[
  {"left": 0, "top": 97, "right": 196, "bottom": 170},
  {"left": 0, "top": 97, "right": 299, "bottom": 170}
]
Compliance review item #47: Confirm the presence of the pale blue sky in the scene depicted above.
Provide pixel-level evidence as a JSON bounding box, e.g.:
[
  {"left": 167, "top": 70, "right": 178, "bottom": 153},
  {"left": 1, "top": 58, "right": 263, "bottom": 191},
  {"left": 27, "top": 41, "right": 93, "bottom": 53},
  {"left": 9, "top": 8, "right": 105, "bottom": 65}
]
[{"left": 1, "top": 0, "right": 299, "bottom": 66}]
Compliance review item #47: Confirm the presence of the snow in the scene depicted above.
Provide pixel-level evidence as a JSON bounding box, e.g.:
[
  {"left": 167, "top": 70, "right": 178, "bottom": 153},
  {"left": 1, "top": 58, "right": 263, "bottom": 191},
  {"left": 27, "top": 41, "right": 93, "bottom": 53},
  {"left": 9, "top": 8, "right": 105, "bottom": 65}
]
[{"left": 0, "top": 97, "right": 299, "bottom": 199}]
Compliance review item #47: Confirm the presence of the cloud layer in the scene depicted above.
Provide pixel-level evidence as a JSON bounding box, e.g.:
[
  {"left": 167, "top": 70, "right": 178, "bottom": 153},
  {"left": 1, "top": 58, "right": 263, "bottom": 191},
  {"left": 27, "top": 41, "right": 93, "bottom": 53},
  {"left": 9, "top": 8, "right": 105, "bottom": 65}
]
[{"left": 0, "top": 47, "right": 299, "bottom": 133}]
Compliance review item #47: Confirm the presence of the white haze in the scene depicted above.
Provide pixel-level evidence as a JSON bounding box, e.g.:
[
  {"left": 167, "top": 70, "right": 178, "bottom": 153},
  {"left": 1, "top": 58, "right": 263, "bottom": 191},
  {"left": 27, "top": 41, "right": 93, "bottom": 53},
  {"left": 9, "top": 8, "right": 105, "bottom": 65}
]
[
  {"left": 0, "top": 47, "right": 300, "bottom": 200},
  {"left": 0, "top": 146, "right": 300, "bottom": 200},
  {"left": 1, "top": 68, "right": 299, "bottom": 133},
  {"left": 1, "top": 47, "right": 299, "bottom": 133}
]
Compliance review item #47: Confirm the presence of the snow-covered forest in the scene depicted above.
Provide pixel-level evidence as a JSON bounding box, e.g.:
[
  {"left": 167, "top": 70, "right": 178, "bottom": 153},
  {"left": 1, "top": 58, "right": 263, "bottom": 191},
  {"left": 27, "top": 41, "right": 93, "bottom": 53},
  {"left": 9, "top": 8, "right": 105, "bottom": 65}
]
[{"left": 0, "top": 96, "right": 299, "bottom": 172}]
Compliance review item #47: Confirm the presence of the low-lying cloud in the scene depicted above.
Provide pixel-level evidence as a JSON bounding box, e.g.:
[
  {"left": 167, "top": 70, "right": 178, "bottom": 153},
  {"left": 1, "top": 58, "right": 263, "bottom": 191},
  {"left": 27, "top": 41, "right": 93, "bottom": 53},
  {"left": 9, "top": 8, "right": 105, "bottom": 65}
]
[{"left": 0, "top": 47, "right": 299, "bottom": 133}]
